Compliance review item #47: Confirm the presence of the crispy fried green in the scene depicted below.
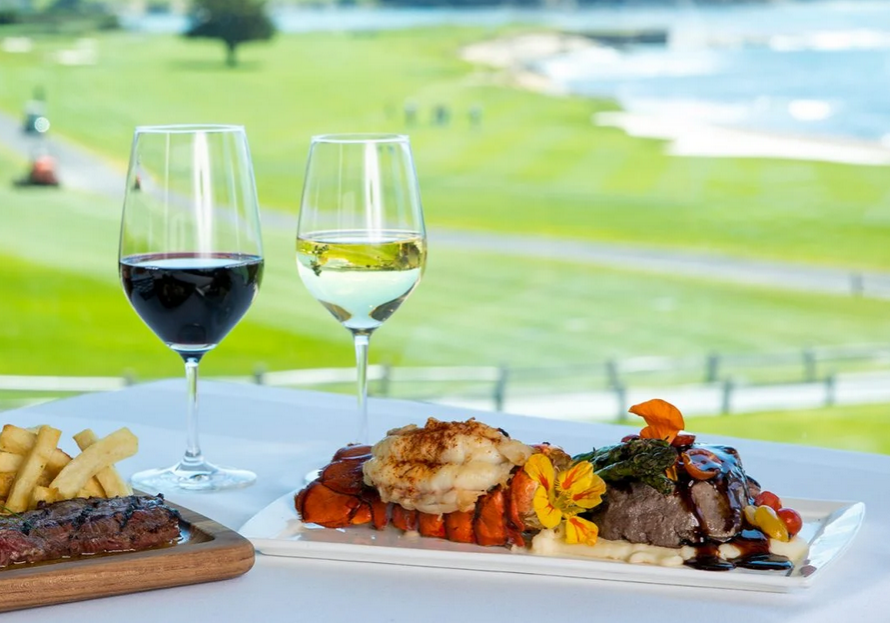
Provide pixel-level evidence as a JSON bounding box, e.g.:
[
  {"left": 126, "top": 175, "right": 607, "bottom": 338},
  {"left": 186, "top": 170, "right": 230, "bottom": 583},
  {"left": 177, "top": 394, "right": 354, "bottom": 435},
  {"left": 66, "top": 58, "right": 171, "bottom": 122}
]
[{"left": 574, "top": 438, "right": 678, "bottom": 495}]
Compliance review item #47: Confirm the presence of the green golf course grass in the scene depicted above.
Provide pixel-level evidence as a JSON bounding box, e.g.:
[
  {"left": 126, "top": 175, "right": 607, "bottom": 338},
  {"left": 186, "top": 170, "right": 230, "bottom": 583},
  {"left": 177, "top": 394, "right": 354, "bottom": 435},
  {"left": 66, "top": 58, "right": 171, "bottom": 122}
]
[
  {"left": 5, "top": 153, "right": 890, "bottom": 380},
  {"left": 684, "top": 402, "right": 890, "bottom": 455},
  {"left": 1, "top": 29, "right": 890, "bottom": 270}
]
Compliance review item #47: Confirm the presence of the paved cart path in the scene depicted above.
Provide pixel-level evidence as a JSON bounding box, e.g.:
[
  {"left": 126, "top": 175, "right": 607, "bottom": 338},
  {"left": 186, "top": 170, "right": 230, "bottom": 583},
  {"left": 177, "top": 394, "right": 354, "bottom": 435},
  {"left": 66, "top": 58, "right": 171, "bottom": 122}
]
[{"left": 3, "top": 108, "right": 890, "bottom": 298}]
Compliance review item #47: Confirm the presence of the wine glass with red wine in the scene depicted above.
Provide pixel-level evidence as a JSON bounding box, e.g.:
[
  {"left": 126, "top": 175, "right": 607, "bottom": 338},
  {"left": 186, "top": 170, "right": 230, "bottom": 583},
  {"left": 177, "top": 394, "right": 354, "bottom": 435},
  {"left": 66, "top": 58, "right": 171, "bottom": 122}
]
[{"left": 119, "top": 124, "right": 263, "bottom": 492}]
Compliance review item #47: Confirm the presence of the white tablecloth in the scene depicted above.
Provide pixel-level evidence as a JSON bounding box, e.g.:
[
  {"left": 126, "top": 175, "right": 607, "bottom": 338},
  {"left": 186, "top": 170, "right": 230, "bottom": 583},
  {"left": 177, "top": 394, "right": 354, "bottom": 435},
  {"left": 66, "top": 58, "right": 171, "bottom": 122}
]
[{"left": 2, "top": 380, "right": 889, "bottom": 622}]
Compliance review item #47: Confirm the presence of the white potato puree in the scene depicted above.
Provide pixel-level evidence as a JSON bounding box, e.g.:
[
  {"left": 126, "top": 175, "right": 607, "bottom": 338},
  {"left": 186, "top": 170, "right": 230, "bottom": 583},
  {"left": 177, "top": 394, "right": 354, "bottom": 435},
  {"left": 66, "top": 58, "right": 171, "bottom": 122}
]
[
  {"left": 531, "top": 528, "right": 810, "bottom": 568},
  {"left": 719, "top": 536, "right": 809, "bottom": 566}
]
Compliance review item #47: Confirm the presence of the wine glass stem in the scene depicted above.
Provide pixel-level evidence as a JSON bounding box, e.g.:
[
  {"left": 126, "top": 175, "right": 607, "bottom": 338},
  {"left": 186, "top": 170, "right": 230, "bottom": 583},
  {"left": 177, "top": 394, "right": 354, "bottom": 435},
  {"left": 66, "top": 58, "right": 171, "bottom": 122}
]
[
  {"left": 353, "top": 332, "right": 371, "bottom": 445},
  {"left": 183, "top": 357, "right": 205, "bottom": 467}
]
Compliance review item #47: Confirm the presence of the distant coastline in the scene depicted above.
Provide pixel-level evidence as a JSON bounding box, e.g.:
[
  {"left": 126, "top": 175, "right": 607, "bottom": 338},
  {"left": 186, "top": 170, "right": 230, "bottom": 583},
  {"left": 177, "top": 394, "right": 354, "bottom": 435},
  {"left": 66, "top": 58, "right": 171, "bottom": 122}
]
[
  {"left": 118, "top": 0, "right": 890, "bottom": 158},
  {"left": 462, "top": 31, "right": 890, "bottom": 166}
]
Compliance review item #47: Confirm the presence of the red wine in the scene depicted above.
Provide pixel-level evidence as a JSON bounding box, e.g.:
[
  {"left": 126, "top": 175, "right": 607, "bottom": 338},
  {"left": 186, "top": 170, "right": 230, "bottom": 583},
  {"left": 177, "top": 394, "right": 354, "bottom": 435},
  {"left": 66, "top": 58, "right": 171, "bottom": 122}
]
[{"left": 120, "top": 252, "right": 263, "bottom": 357}]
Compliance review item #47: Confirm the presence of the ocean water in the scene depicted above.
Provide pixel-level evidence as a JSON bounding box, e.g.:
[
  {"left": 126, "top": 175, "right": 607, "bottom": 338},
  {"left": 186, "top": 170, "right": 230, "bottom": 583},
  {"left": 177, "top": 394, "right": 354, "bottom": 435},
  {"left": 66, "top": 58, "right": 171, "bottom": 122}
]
[
  {"left": 122, "top": 1, "right": 890, "bottom": 141},
  {"left": 535, "top": 2, "right": 890, "bottom": 142}
]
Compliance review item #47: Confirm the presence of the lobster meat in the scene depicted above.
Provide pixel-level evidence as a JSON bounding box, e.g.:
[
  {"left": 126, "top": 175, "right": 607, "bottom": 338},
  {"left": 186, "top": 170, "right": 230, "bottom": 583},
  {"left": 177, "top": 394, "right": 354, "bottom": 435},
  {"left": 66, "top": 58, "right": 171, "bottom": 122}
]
[{"left": 295, "top": 443, "right": 564, "bottom": 547}]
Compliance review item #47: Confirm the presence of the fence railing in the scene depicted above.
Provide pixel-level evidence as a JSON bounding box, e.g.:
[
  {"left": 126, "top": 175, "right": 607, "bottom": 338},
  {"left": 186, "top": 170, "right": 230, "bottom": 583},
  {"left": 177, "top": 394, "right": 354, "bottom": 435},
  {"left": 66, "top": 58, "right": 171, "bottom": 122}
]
[
  {"left": 4, "top": 342, "right": 890, "bottom": 418},
  {"left": 0, "top": 375, "right": 132, "bottom": 392}
]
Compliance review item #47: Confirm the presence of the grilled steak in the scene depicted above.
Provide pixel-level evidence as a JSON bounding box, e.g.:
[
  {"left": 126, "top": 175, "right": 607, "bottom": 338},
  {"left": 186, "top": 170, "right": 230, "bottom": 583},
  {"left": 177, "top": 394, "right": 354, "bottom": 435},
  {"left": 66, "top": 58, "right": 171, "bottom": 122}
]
[
  {"left": 0, "top": 495, "right": 181, "bottom": 567},
  {"left": 587, "top": 481, "right": 698, "bottom": 548},
  {"left": 587, "top": 444, "right": 756, "bottom": 548}
]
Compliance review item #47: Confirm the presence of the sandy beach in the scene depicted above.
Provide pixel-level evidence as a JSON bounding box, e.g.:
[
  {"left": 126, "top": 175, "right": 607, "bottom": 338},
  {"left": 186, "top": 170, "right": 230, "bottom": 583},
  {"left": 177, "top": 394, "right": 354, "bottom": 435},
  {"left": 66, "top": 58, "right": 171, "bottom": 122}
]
[
  {"left": 461, "top": 33, "right": 587, "bottom": 96},
  {"left": 461, "top": 33, "right": 890, "bottom": 167}
]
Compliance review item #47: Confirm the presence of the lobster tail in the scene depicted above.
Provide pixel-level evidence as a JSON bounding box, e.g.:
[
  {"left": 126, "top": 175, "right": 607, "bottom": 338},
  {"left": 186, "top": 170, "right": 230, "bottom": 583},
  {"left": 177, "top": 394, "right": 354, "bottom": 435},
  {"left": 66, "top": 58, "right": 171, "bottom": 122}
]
[
  {"left": 295, "top": 444, "right": 542, "bottom": 548},
  {"left": 295, "top": 480, "right": 372, "bottom": 528}
]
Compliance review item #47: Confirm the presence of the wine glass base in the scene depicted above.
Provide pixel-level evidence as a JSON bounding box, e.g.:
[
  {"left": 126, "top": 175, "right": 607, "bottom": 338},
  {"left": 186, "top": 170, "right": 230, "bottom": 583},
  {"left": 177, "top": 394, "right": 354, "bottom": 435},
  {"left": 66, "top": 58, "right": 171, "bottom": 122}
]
[{"left": 132, "top": 461, "right": 256, "bottom": 493}]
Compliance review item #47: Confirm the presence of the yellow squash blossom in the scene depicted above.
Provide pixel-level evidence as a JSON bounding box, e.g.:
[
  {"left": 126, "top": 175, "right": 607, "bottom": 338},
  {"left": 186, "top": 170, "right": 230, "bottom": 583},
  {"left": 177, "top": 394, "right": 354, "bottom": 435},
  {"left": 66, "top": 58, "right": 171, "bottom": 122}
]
[{"left": 523, "top": 453, "right": 606, "bottom": 546}]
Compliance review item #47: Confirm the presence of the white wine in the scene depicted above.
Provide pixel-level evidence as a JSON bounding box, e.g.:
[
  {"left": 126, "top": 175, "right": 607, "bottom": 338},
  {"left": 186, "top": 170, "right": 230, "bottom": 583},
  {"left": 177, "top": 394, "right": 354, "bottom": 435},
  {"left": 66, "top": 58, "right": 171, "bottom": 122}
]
[{"left": 297, "top": 230, "right": 426, "bottom": 333}]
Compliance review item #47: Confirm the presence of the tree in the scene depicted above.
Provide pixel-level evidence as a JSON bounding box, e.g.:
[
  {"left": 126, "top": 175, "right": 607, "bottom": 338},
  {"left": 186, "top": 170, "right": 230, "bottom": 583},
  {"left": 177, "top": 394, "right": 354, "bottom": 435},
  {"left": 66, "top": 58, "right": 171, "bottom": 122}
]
[{"left": 185, "top": 0, "right": 275, "bottom": 67}]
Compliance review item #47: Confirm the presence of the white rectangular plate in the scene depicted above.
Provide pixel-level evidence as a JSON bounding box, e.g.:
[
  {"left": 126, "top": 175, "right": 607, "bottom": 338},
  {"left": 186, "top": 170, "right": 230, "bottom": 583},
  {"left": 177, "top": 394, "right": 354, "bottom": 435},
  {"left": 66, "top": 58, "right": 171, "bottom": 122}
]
[{"left": 239, "top": 491, "right": 864, "bottom": 593}]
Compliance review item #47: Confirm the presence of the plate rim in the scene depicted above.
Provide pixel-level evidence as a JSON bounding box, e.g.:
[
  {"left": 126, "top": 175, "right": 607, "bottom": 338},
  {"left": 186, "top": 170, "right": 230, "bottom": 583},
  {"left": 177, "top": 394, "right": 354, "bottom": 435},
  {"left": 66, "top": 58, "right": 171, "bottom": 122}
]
[{"left": 239, "top": 488, "right": 865, "bottom": 593}]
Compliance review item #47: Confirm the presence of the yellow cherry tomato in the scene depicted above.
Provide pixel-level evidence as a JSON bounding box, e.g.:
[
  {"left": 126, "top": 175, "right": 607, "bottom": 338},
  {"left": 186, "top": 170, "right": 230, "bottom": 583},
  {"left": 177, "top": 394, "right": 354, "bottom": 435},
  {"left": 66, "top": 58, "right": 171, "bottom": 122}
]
[{"left": 754, "top": 505, "right": 790, "bottom": 542}]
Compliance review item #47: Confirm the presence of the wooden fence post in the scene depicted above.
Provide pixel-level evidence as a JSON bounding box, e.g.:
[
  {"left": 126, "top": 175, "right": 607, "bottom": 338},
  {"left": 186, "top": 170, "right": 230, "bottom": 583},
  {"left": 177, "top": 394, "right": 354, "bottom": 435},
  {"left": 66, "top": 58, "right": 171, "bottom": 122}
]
[
  {"left": 803, "top": 348, "right": 817, "bottom": 383},
  {"left": 493, "top": 365, "right": 510, "bottom": 412},
  {"left": 378, "top": 364, "right": 392, "bottom": 397},
  {"left": 605, "top": 359, "right": 627, "bottom": 420},
  {"left": 253, "top": 364, "right": 265, "bottom": 385},
  {"left": 825, "top": 373, "right": 836, "bottom": 406},
  {"left": 721, "top": 378, "right": 734, "bottom": 414},
  {"left": 705, "top": 353, "right": 720, "bottom": 383},
  {"left": 605, "top": 359, "right": 621, "bottom": 388},
  {"left": 851, "top": 273, "right": 864, "bottom": 297},
  {"left": 615, "top": 383, "right": 627, "bottom": 421}
]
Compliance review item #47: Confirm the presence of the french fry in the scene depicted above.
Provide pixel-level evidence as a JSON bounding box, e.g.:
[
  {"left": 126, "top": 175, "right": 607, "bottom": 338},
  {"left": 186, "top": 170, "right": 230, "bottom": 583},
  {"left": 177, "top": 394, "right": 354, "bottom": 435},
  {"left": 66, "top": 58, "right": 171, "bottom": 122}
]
[
  {"left": 50, "top": 428, "right": 137, "bottom": 499},
  {"left": 45, "top": 449, "right": 72, "bottom": 479},
  {"left": 0, "top": 472, "right": 15, "bottom": 498},
  {"left": 0, "top": 424, "right": 34, "bottom": 454},
  {"left": 0, "top": 423, "right": 140, "bottom": 508},
  {"left": 7, "top": 425, "right": 62, "bottom": 513},
  {"left": 1, "top": 425, "right": 72, "bottom": 475},
  {"left": 0, "top": 452, "right": 22, "bottom": 472},
  {"left": 37, "top": 470, "right": 52, "bottom": 488},
  {"left": 74, "top": 429, "right": 132, "bottom": 497},
  {"left": 30, "top": 485, "right": 59, "bottom": 508},
  {"left": 78, "top": 477, "right": 105, "bottom": 499},
  {"left": 35, "top": 464, "right": 98, "bottom": 491},
  {"left": 41, "top": 470, "right": 104, "bottom": 498}
]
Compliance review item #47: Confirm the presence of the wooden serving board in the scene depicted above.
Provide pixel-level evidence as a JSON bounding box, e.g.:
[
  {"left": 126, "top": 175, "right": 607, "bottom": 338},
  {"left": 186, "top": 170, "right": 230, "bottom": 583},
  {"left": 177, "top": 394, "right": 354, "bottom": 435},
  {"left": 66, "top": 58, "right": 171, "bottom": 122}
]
[{"left": 0, "top": 497, "right": 256, "bottom": 613}]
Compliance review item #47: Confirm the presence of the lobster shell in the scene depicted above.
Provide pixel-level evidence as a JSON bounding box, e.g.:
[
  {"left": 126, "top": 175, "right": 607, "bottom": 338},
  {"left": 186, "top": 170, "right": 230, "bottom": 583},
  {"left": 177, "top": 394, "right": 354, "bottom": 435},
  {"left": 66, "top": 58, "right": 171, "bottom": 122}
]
[{"left": 293, "top": 443, "right": 561, "bottom": 547}]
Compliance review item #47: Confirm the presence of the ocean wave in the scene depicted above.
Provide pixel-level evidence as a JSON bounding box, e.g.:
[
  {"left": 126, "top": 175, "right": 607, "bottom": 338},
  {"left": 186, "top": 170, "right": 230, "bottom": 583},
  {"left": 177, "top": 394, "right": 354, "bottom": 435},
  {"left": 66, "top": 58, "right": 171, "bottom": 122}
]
[
  {"left": 618, "top": 98, "right": 752, "bottom": 125},
  {"left": 769, "top": 29, "right": 890, "bottom": 52},
  {"left": 539, "top": 48, "right": 720, "bottom": 83},
  {"left": 615, "top": 96, "right": 841, "bottom": 131}
]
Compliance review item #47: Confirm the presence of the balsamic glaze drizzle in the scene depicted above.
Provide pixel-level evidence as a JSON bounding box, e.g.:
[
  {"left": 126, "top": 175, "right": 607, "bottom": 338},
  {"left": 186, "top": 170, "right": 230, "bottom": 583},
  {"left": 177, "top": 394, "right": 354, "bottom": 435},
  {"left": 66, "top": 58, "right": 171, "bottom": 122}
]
[{"left": 674, "top": 444, "right": 794, "bottom": 572}]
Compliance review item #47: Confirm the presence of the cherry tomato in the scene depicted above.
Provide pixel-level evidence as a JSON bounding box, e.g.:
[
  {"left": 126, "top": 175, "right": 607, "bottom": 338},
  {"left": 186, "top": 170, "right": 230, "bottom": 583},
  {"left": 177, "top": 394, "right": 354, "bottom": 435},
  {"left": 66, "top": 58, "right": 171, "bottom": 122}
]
[
  {"left": 754, "top": 505, "right": 790, "bottom": 542},
  {"left": 754, "top": 491, "right": 782, "bottom": 511},
  {"left": 681, "top": 448, "right": 723, "bottom": 480},
  {"left": 777, "top": 508, "right": 803, "bottom": 538},
  {"left": 671, "top": 434, "right": 697, "bottom": 447}
]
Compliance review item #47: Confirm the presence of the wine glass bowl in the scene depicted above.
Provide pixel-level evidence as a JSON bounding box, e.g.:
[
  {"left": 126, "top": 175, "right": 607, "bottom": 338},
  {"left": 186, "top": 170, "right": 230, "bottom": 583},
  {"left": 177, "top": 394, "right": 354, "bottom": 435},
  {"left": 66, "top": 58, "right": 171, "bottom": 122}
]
[
  {"left": 296, "top": 232, "right": 426, "bottom": 334},
  {"left": 296, "top": 134, "right": 426, "bottom": 444},
  {"left": 120, "top": 253, "right": 262, "bottom": 358},
  {"left": 119, "top": 124, "right": 263, "bottom": 492}
]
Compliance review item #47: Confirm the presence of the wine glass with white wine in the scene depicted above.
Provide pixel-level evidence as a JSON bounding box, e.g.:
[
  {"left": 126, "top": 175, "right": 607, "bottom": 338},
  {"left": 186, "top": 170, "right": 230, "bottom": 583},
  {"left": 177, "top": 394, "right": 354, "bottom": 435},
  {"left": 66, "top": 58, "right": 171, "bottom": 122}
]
[{"left": 296, "top": 134, "right": 427, "bottom": 444}]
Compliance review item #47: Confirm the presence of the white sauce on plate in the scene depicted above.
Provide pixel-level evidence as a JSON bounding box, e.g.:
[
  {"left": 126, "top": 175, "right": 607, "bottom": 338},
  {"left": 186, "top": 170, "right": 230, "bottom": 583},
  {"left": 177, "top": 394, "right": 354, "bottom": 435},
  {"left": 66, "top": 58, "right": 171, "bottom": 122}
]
[{"left": 531, "top": 528, "right": 810, "bottom": 568}]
